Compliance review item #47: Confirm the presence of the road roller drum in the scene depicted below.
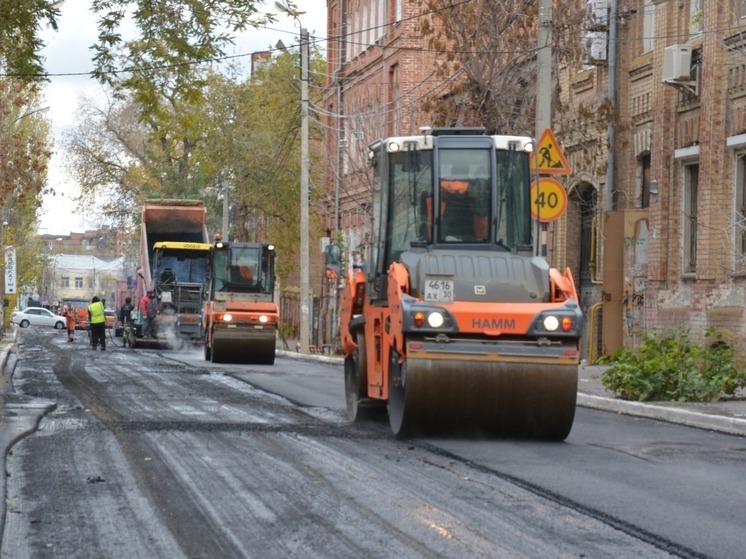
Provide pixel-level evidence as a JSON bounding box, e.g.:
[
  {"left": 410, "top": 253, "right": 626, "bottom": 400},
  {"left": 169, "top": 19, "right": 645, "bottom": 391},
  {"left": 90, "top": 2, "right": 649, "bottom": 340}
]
[
  {"left": 387, "top": 355, "right": 577, "bottom": 439},
  {"left": 211, "top": 329, "right": 276, "bottom": 364}
]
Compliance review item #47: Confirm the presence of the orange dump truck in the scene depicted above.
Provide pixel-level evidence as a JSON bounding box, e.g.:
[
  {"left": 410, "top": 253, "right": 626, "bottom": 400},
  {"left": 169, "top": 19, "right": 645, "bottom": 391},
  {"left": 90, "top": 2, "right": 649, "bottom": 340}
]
[{"left": 127, "top": 200, "right": 210, "bottom": 347}]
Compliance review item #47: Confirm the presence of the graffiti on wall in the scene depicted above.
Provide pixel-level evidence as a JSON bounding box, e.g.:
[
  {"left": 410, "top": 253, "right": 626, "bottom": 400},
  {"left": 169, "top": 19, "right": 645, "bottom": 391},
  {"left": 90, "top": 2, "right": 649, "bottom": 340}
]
[{"left": 623, "top": 219, "right": 649, "bottom": 347}]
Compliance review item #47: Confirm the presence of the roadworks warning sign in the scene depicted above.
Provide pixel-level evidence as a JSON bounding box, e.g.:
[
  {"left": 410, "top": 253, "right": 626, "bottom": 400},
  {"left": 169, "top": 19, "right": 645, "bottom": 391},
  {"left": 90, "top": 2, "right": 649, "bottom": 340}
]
[{"left": 531, "top": 128, "right": 572, "bottom": 176}]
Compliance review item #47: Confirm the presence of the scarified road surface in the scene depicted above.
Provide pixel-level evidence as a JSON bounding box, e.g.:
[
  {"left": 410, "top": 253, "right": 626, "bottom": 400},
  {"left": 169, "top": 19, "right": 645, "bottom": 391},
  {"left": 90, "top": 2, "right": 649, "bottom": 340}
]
[{"left": 2, "top": 330, "right": 692, "bottom": 558}]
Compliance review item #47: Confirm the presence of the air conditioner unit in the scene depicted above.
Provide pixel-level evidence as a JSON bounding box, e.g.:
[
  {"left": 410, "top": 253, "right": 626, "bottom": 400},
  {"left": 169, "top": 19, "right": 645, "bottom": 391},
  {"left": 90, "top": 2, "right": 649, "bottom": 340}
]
[
  {"left": 585, "top": 32, "right": 607, "bottom": 62},
  {"left": 588, "top": 0, "right": 608, "bottom": 27},
  {"left": 663, "top": 45, "right": 693, "bottom": 83}
]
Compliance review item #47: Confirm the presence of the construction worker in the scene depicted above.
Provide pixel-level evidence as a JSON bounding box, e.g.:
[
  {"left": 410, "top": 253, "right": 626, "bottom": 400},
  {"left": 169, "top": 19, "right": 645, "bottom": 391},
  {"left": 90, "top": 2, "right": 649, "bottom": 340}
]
[
  {"left": 88, "top": 295, "right": 107, "bottom": 351},
  {"left": 63, "top": 304, "right": 77, "bottom": 342},
  {"left": 119, "top": 296, "right": 134, "bottom": 326},
  {"left": 140, "top": 290, "right": 157, "bottom": 338}
]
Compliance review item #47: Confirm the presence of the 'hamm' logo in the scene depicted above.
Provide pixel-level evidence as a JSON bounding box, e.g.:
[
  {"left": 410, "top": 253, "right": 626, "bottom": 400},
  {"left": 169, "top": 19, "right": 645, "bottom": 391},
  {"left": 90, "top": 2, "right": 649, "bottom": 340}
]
[{"left": 473, "top": 318, "right": 516, "bottom": 330}]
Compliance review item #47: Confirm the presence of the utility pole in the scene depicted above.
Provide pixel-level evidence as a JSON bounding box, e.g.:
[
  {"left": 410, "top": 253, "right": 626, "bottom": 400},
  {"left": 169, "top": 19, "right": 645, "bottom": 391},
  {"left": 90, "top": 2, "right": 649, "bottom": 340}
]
[
  {"left": 536, "top": 0, "right": 552, "bottom": 138},
  {"left": 299, "top": 26, "right": 310, "bottom": 354},
  {"left": 536, "top": 0, "right": 553, "bottom": 257},
  {"left": 221, "top": 177, "right": 229, "bottom": 240}
]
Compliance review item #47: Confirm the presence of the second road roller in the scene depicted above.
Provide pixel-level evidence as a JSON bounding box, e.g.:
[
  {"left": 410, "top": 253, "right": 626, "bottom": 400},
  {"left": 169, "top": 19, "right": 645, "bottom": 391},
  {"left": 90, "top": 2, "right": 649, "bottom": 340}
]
[
  {"left": 202, "top": 237, "right": 278, "bottom": 364},
  {"left": 340, "top": 127, "right": 583, "bottom": 439}
]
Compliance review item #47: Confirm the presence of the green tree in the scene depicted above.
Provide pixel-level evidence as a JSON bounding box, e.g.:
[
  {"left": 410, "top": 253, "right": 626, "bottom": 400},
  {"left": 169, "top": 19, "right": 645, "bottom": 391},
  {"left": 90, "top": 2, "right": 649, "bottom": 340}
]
[
  {"left": 0, "top": 0, "right": 60, "bottom": 82},
  {"left": 65, "top": 43, "right": 326, "bottom": 285},
  {"left": 0, "top": 81, "right": 52, "bottom": 321},
  {"left": 187, "top": 48, "right": 327, "bottom": 281},
  {"left": 90, "top": 0, "right": 286, "bottom": 120}
]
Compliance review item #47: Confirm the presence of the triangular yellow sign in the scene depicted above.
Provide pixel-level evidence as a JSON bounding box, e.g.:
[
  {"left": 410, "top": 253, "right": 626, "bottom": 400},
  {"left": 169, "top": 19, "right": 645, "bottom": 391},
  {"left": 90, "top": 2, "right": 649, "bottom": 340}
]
[{"left": 531, "top": 128, "right": 572, "bottom": 175}]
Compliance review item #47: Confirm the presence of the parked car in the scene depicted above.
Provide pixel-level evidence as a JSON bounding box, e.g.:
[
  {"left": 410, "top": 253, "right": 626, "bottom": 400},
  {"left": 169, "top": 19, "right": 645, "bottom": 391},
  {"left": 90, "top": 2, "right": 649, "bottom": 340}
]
[{"left": 11, "top": 307, "right": 66, "bottom": 330}]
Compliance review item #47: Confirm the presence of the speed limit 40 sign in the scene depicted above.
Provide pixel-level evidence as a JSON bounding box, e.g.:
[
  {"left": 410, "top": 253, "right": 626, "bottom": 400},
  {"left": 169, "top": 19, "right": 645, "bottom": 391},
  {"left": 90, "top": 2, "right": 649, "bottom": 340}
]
[{"left": 531, "top": 178, "right": 568, "bottom": 222}]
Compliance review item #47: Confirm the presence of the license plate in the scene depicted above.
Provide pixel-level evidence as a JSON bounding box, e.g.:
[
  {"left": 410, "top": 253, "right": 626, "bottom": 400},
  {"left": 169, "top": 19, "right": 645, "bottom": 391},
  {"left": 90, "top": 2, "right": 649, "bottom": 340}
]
[{"left": 424, "top": 278, "right": 454, "bottom": 303}]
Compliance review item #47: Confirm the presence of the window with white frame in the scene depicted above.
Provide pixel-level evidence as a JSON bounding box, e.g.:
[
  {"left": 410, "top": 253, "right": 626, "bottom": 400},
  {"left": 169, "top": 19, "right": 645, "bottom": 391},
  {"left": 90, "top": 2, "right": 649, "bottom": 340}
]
[
  {"left": 61, "top": 277, "right": 70, "bottom": 288},
  {"left": 363, "top": 1, "right": 369, "bottom": 47},
  {"left": 75, "top": 277, "right": 83, "bottom": 289},
  {"left": 735, "top": 152, "right": 746, "bottom": 268},
  {"left": 642, "top": 0, "right": 655, "bottom": 53},
  {"left": 689, "top": 0, "right": 703, "bottom": 35},
  {"left": 682, "top": 162, "right": 699, "bottom": 273}
]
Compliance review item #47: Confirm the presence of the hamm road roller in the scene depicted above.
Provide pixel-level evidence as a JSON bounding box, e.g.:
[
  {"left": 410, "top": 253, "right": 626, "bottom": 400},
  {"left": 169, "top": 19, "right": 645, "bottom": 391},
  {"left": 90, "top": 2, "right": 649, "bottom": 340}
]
[
  {"left": 340, "top": 128, "right": 582, "bottom": 439},
  {"left": 202, "top": 238, "right": 278, "bottom": 364}
]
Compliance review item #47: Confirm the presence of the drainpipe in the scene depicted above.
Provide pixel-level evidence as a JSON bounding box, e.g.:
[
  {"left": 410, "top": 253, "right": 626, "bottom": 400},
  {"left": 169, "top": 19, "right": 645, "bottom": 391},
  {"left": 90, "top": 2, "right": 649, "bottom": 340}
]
[{"left": 606, "top": 0, "right": 618, "bottom": 211}]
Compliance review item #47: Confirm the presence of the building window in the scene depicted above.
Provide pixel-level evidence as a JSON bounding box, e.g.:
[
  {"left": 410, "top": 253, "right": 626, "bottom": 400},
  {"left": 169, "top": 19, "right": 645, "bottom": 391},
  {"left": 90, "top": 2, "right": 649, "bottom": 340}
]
[
  {"left": 642, "top": 0, "right": 655, "bottom": 54},
  {"left": 683, "top": 163, "right": 699, "bottom": 273},
  {"left": 689, "top": 0, "right": 703, "bottom": 35},
  {"left": 736, "top": 153, "right": 746, "bottom": 269},
  {"left": 61, "top": 277, "right": 70, "bottom": 288},
  {"left": 638, "top": 154, "right": 651, "bottom": 208},
  {"left": 76, "top": 277, "right": 84, "bottom": 289},
  {"left": 388, "top": 63, "right": 399, "bottom": 136}
]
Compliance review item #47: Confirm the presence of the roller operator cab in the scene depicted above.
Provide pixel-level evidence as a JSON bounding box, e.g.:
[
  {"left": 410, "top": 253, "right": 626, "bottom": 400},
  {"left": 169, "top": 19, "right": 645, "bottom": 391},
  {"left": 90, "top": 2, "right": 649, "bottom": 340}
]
[
  {"left": 202, "top": 240, "right": 278, "bottom": 364},
  {"left": 340, "top": 128, "right": 583, "bottom": 439}
]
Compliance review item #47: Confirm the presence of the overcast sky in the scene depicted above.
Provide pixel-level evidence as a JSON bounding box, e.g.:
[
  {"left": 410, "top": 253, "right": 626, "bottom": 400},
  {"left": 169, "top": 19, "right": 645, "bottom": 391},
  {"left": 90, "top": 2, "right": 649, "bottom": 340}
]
[{"left": 38, "top": 0, "right": 327, "bottom": 236}]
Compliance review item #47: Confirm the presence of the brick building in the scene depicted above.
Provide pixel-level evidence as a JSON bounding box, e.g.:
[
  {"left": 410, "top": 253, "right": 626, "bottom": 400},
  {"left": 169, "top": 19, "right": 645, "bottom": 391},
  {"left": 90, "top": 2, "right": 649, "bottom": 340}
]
[
  {"left": 555, "top": 0, "right": 746, "bottom": 358},
  {"left": 322, "top": 0, "right": 445, "bottom": 254},
  {"left": 322, "top": 1, "right": 746, "bottom": 358}
]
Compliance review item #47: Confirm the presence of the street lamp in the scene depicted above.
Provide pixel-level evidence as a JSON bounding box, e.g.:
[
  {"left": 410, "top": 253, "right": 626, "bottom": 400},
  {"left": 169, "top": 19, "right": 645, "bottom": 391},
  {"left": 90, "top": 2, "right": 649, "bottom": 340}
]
[{"left": 275, "top": 1, "right": 310, "bottom": 354}]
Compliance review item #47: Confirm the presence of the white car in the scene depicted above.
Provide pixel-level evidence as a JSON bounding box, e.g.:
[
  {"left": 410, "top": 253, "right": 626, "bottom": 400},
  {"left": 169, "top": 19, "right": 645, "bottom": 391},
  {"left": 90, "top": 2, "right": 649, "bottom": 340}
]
[{"left": 10, "top": 307, "right": 66, "bottom": 330}]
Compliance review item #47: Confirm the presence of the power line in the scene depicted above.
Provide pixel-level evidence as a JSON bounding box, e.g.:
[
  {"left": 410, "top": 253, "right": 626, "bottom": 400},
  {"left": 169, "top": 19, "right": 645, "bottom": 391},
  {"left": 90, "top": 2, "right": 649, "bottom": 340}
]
[{"left": 7, "top": 1, "right": 742, "bottom": 82}]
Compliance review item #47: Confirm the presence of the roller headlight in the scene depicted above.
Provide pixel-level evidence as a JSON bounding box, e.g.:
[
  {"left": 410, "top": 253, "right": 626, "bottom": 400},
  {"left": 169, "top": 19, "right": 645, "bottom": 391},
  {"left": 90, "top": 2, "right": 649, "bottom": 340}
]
[
  {"left": 543, "top": 315, "right": 560, "bottom": 332},
  {"left": 533, "top": 312, "right": 580, "bottom": 336},
  {"left": 223, "top": 313, "right": 233, "bottom": 322},
  {"left": 427, "top": 312, "right": 445, "bottom": 328},
  {"left": 259, "top": 315, "right": 268, "bottom": 323}
]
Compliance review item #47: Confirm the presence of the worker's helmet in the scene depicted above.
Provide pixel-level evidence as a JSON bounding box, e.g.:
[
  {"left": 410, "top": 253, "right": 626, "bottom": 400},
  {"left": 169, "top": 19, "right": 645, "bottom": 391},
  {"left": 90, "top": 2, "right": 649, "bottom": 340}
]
[{"left": 147, "top": 289, "right": 154, "bottom": 296}]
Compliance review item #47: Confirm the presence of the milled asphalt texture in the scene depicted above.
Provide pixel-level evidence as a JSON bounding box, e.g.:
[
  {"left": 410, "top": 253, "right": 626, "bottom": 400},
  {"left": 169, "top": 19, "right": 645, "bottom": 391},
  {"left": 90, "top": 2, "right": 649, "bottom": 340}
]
[{"left": 2, "top": 328, "right": 745, "bottom": 528}]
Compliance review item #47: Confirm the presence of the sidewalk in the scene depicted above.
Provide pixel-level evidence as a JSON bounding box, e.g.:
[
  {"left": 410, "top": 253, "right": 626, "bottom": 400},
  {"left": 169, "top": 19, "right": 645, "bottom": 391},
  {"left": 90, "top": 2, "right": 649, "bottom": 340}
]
[{"left": 577, "top": 362, "right": 746, "bottom": 436}]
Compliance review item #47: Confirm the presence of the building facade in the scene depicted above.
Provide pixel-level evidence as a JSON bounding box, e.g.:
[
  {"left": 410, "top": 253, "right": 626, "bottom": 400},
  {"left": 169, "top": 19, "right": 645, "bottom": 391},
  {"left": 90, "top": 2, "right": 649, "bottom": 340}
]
[
  {"left": 37, "top": 227, "right": 131, "bottom": 311},
  {"left": 556, "top": 0, "right": 746, "bottom": 357},
  {"left": 323, "top": 0, "right": 444, "bottom": 256}
]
